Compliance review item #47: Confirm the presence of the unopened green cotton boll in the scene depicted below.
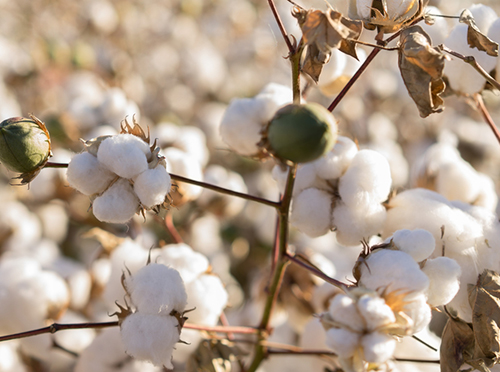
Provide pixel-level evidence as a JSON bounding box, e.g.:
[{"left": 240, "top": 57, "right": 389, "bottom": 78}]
[
  {"left": 0, "top": 116, "right": 51, "bottom": 174},
  {"left": 267, "top": 103, "right": 337, "bottom": 164}
]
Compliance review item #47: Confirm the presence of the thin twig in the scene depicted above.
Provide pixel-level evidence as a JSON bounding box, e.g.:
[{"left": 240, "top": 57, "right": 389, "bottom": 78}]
[
  {"left": 475, "top": 93, "right": 500, "bottom": 146},
  {"left": 395, "top": 358, "right": 440, "bottom": 364},
  {"left": 170, "top": 173, "right": 280, "bottom": 209},
  {"left": 411, "top": 335, "right": 438, "bottom": 352},
  {"left": 184, "top": 323, "right": 259, "bottom": 335},
  {"left": 0, "top": 321, "right": 119, "bottom": 343},
  {"left": 439, "top": 45, "right": 500, "bottom": 91},
  {"left": 164, "top": 211, "right": 183, "bottom": 244},
  {"left": 268, "top": 0, "right": 294, "bottom": 53},
  {"left": 285, "top": 252, "right": 349, "bottom": 290},
  {"left": 44, "top": 162, "right": 69, "bottom": 168}
]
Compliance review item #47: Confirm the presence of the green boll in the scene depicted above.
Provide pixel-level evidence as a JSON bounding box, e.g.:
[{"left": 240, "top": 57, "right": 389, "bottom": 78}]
[
  {"left": 267, "top": 103, "right": 337, "bottom": 164},
  {"left": 0, "top": 116, "right": 51, "bottom": 174}
]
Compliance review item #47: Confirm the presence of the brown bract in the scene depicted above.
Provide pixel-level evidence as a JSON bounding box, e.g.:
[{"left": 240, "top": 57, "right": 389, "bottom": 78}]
[
  {"left": 459, "top": 9, "right": 499, "bottom": 57},
  {"left": 398, "top": 25, "right": 446, "bottom": 118},
  {"left": 293, "top": 7, "right": 362, "bottom": 82}
]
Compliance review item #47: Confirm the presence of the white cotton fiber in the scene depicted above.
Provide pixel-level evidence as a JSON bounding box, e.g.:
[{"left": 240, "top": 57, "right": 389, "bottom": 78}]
[
  {"left": 312, "top": 136, "right": 358, "bottom": 180},
  {"left": 163, "top": 147, "right": 203, "bottom": 200},
  {"left": 332, "top": 201, "right": 386, "bottom": 246},
  {"left": 126, "top": 263, "right": 187, "bottom": 314},
  {"left": 120, "top": 312, "right": 179, "bottom": 369},
  {"left": 290, "top": 188, "right": 333, "bottom": 238},
  {"left": 66, "top": 152, "right": 116, "bottom": 195},
  {"left": 97, "top": 134, "right": 150, "bottom": 179},
  {"left": 92, "top": 178, "right": 140, "bottom": 223},
  {"left": 338, "top": 149, "right": 392, "bottom": 207},
  {"left": 185, "top": 274, "right": 228, "bottom": 326},
  {"left": 328, "top": 294, "right": 364, "bottom": 332},
  {"left": 356, "top": 294, "right": 395, "bottom": 331},
  {"left": 133, "top": 166, "right": 171, "bottom": 208},
  {"left": 155, "top": 243, "right": 209, "bottom": 284},
  {"left": 391, "top": 229, "right": 436, "bottom": 262},
  {"left": 361, "top": 332, "right": 396, "bottom": 363},
  {"left": 435, "top": 160, "right": 480, "bottom": 203},
  {"left": 325, "top": 327, "right": 360, "bottom": 357},
  {"left": 422, "top": 257, "right": 461, "bottom": 306}
]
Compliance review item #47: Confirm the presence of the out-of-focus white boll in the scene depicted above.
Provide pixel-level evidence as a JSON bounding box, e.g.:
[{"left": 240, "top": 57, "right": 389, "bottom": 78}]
[
  {"left": 402, "top": 293, "right": 432, "bottom": 333},
  {"left": 133, "top": 166, "right": 171, "bottom": 208},
  {"left": 362, "top": 332, "right": 397, "bottom": 363},
  {"left": 188, "top": 213, "right": 223, "bottom": 257},
  {"left": 163, "top": 147, "right": 203, "bottom": 200},
  {"left": 391, "top": 229, "right": 436, "bottom": 262},
  {"left": 443, "top": 5, "right": 497, "bottom": 95},
  {"left": 0, "top": 341, "right": 27, "bottom": 372},
  {"left": 197, "top": 165, "right": 248, "bottom": 218},
  {"left": 338, "top": 149, "right": 392, "bottom": 207},
  {"left": 219, "top": 83, "right": 292, "bottom": 156},
  {"left": 367, "top": 141, "right": 409, "bottom": 188},
  {"left": 0, "top": 201, "right": 42, "bottom": 253},
  {"left": 97, "top": 134, "right": 149, "bottom": 179},
  {"left": 332, "top": 200, "right": 387, "bottom": 246},
  {"left": 474, "top": 173, "right": 498, "bottom": 211},
  {"left": 435, "top": 160, "right": 481, "bottom": 203},
  {"left": 422, "top": 6, "right": 450, "bottom": 45},
  {"left": 313, "top": 136, "right": 358, "bottom": 181},
  {"left": 422, "top": 257, "right": 461, "bottom": 306},
  {"left": 325, "top": 327, "right": 360, "bottom": 357},
  {"left": 488, "top": 18, "right": 500, "bottom": 78},
  {"left": 125, "top": 263, "right": 187, "bottom": 315},
  {"left": 35, "top": 201, "right": 69, "bottom": 244},
  {"left": 328, "top": 294, "right": 364, "bottom": 332},
  {"left": 359, "top": 249, "right": 429, "bottom": 295},
  {"left": 298, "top": 318, "right": 330, "bottom": 372},
  {"left": 92, "top": 178, "right": 140, "bottom": 223},
  {"left": 319, "top": 49, "right": 366, "bottom": 96},
  {"left": 185, "top": 274, "right": 228, "bottom": 326},
  {"left": 99, "top": 88, "right": 140, "bottom": 129},
  {"left": 67, "top": 152, "right": 117, "bottom": 195},
  {"left": 154, "top": 243, "right": 209, "bottom": 285},
  {"left": 291, "top": 188, "right": 333, "bottom": 238}
]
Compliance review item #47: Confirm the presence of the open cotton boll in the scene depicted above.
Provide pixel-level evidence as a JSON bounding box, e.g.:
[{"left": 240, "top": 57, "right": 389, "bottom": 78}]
[
  {"left": 163, "top": 147, "right": 203, "bottom": 200},
  {"left": 359, "top": 249, "right": 430, "bottom": 295},
  {"left": 328, "top": 294, "right": 364, "bottom": 332},
  {"left": 391, "top": 229, "right": 436, "bottom": 262},
  {"left": 356, "top": 294, "right": 396, "bottom": 331},
  {"left": 120, "top": 313, "right": 179, "bottom": 369},
  {"left": 133, "top": 166, "right": 171, "bottom": 208},
  {"left": 421, "top": 6, "right": 449, "bottom": 45},
  {"left": 97, "top": 134, "right": 150, "bottom": 179},
  {"left": 361, "top": 332, "right": 396, "bottom": 363},
  {"left": 474, "top": 173, "right": 498, "bottom": 211},
  {"left": 173, "top": 126, "right": 210, "bottom": 167},
  {"left": 422, "top": 257, "right": 461, "bottom": 306},
  {"left": 312, "top": 136, "right": 358, "bottom": 181},
  {"left": 66, "top": 152, "right": 116, "bottom": 195},
  {"left": 338, "top": 149, "right": 392, "bottom": 207},
  {"left": 92, "top": 178, "right": 140, "bottom": 223},
  {"left": 435, "top": 160, "right": 481, "bottom": 203},
  {"left": 185, "top": 274, "right": 228, "bottom": 326},
  {"left": 0, "top": 342, "right": 27, "bottom": 372},
  {"left": 125, "top": 263, "right": 187, "bottom": 315},
  {"left": 325, "top": 327, "right": 360, "bottom": 357},
  {"left": 332, "top": 201, "right": 386, "bottom": 246},
  {"left": 290, "top": 188, "right": 333, "bottom": 238},
  {"left": 155, "top": 243, "right": 209, "bottom": 284}
]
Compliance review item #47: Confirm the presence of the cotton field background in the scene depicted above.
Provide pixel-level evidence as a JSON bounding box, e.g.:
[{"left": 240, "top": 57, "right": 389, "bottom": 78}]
[{"left": 2, "top": 0, "right": 500, "bottom": 371}]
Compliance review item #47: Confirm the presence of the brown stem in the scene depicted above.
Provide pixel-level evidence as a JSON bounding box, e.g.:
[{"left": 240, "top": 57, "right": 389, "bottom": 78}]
[
  {"left": 394, "top": 358, "right": 440, "bottom": 364},
  {"left": 475, "top": 93, "right": 500, "bottom": 146},
  {"left": 164, "top": 212, "right": 183, "bottom": 244},
  {"left": 44, "top": 162, "right": 69, "bottom": 168},
  {"left": 285, "top": 252, "right": 349, "bottom": 290},
  {"left": 268, "top": 0, "right": 294, "bottom": 53},
  {"left": 170, "top": 173, "right": 280, "bottom": 209},
  {"left": 0, "top": 321, "right": 119, "bottom": 343},
  {"left": 184, "top": 323, "right": 259, "bottom": 335}
]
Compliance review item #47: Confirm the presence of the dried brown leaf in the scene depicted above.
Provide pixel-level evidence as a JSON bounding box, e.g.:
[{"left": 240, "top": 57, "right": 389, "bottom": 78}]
[
  {"left": 293, "top": 7, "right": 362, "bottom": 82},
  {"left": 398, "top": 25, "right": 446, "bottom": 117},
  {"left": 459, "top": 9, "right": 499, "bottom": 57},
  {"left": 186, "top": 339, "right": 243, "bottom": 372},
  {"left": 440, "top": 315, "right": 475, "bottom": 372},
  {"left": 468, "top": 269, "right": 500, "bottom": 367}
]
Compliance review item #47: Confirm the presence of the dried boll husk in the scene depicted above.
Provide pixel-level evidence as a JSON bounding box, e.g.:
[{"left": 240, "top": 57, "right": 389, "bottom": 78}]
[
  {"left": 0, "top": 115, "right": 52, "bottom": 183},
  {"left": 264, "top": 103, "right": 337, "bottom": 164}
]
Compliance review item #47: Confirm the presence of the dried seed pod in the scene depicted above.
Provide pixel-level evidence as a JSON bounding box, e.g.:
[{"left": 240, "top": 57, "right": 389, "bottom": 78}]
[{"left": 266, "top": 103, "right": 337, "bottom": 164}]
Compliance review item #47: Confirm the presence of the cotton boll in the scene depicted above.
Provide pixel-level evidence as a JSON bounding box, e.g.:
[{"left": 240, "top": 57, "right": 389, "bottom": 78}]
[
  {"left": 312, "top": 136, "right": 358, "bottom": 181},
  {"left": 421, "top": 6, "right": 449, "bottom": 45},
  {"left": 120, "top": 313, "right": 180, "bottom": 369},
  {"left": 185, "top": 274, "right": 228, "bottom": 326},
  {"left": 338, "top": 149, "right": 392, "bottom": 207},
  {"left": 133, "top": 166, "right": 171, "bottom": 208},
  {"left": 356, "top": 294, "right": 396, "bottom": 331},
  {"left": 163, "top": 147, "right": 203, "bottom": 201},
  {"left": 0, "top": 201, "right": 42, "bottom": 253},
  {"left": 332, "top": 201, "right": 386, "bottom": 246},
  {"left": 92, "top": 178, "right": 140, "bottom": 223},
  {"left": 361, "top": 332, "right": 396, "bottom": 363},
  {"left": 359, "top": 249, "right": 430, "bottom": 295},
  {"left": 66, "top": 152, "right": 117, "bottom": 195},
  {"left": 173, "top": 126, "right": 210, "bottom": 167},
  {"left": 290, "top": 188, "right": 333, "bottom": 238},
  {"left": 474, "top": 173, "right": 498, "bottom": 211},
  {"left": 366, "top": 141, "right": 409, "bottom": 188},
  {"left": 328, "top": 294, "right": 364, "bottom": 332},
  {"left": 468, "top": 4, "right": 498, "bottom": 32},
  {"left": 97, "top": 134, "right": 150, "bottom": 179},
  {"left": 402, "top": 293, "right": 432, "bottom": 333},
  {"left": 325, "top": 327, "right": 360, "bottom": 357},
  {"left": 0, "top": 342, "right": 27, "bottom": 372},
  {"left": 391, "top": 229, "right": 436, "bottom": 262},
  {"left": 435, "top": 160, "right": 481, "bottom": 203},
  {"left": 155, "top": 243, "right": 209, "bottom": 284},
  {"left": 298, "top": 318, "right": 330, "bottom": 372},
  {"left": 125, "top": 263, "right": 187, "bottom": 315},
  {"left": 35, "top": 201, "right": 69, "bottom": 244},
  {"left": 422, "top": 257, "right": 461, "bottom": 306},
  {"left": 54, "top": 311, "right": 96, "bottom": 356}
]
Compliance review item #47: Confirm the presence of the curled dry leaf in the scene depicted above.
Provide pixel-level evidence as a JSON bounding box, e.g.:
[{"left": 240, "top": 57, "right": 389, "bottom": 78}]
[
  {"left": 440, "top": 313, "right": 475, "bottom": 372},
  {"left": 186, "top": 339, "right": 244, "bottom": 372},
  {"left": 398, "top": 25, "right": 446, "bottom": 117},
  {"left": 459, "top": 9, "right": 499, "bottom": 57},
  {"left": 292, "top": 7, "right": 362, "bottom": 82},
  {"left": 468, "top": 269, "right": 500, "bottom": 368}
]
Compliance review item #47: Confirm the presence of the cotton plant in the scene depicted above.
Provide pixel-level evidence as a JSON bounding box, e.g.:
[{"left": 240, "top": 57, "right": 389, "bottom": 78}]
[{"left": 66, "top": 117, "right": 171, "bottom": 223}]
